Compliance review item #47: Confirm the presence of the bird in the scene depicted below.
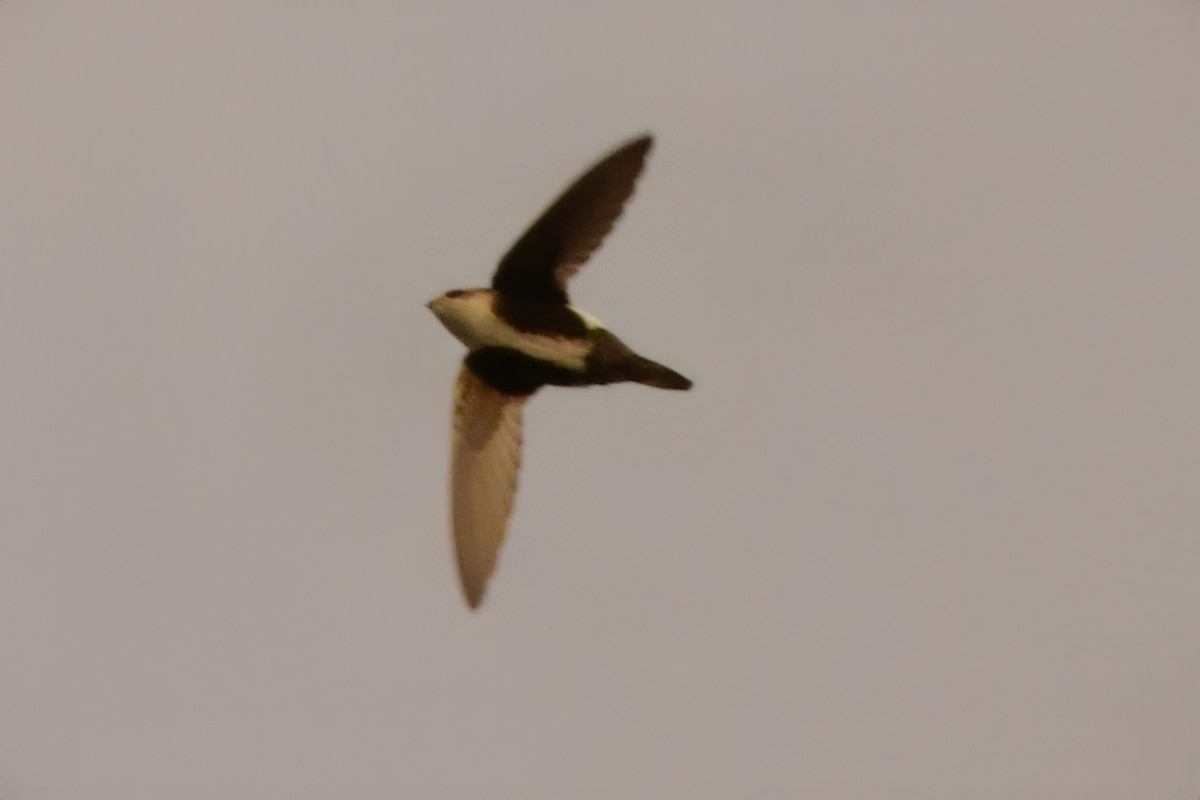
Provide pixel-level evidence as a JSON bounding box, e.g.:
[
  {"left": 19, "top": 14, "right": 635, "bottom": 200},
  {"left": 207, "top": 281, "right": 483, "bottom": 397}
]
[{"left": 427, "top": 133, "right": 692, "bottom": 609}]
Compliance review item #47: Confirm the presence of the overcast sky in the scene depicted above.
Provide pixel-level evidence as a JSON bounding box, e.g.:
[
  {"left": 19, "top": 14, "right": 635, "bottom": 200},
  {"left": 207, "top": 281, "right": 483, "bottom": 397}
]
[{"left": 2, "top": 2, "right": 1199, "bottom": 798}]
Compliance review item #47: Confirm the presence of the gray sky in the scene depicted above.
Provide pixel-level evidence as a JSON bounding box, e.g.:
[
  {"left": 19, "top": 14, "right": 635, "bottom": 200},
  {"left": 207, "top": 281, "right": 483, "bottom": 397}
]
[{"left": 2, "top": 2, "right": 1199, "bottom": 797}]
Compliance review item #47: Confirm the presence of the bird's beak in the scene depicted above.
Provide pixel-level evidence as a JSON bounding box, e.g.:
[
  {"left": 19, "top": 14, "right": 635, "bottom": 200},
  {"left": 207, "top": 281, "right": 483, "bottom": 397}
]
[{"left": 425, "top": 299, "right": 434, "bottom": 310}]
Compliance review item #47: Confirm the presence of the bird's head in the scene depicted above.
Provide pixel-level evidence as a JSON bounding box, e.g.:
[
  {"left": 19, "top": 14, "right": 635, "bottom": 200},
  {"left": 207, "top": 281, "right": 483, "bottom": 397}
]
[{"left": 427, "top": 288, "right": 493, "bottom": 346}]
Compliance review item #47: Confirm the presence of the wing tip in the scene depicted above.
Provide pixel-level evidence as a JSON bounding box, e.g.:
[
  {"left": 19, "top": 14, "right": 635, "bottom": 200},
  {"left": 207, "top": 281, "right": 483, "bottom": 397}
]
[
  {"left": 458, "top": 562, "right": 490, "bottom": 609},
  {"left": 603, "top": 131, "right": 654, "bottom": 164},
  {"left": 625, "top": 131, "right": 654, "bottom": 158},
  {"left": 464, "top": 588, "right": 486, "bottom": 610}
]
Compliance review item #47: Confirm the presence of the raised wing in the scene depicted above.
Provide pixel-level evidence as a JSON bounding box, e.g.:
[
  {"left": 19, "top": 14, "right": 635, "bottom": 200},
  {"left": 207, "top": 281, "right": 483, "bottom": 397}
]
[
  {"left": 491, "top": 134, "right": 653, "bottom": 304},
  {"left": 450, "top": 361, "right": 527, "bottom": 608}
]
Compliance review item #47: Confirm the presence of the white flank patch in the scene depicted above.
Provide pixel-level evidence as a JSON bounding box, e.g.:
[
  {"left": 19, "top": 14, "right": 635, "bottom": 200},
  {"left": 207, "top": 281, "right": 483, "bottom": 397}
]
[{"left": 570, "top": 306, "right": 606, "bottom": 331}]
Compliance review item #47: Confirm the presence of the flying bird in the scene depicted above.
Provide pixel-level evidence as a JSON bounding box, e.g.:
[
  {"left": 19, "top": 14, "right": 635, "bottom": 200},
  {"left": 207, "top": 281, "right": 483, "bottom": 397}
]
[{"left": 427, "top": 134, "right": 692, "bottom": 609}]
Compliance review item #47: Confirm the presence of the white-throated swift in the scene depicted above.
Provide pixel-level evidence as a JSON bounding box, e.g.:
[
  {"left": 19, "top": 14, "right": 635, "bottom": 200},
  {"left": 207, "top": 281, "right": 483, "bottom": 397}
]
[{"left": 427, "top": 133, "right": 692, "bottom": 609}]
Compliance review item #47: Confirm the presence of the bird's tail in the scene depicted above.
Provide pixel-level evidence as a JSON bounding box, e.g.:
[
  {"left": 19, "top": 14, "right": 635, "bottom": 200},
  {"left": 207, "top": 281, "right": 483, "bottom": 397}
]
[
  {"left": 588, "top": 329, "right": 692, "bottom": 390},
  {"left": 624, "top": 354, "right": 693, "bottom": 390}
]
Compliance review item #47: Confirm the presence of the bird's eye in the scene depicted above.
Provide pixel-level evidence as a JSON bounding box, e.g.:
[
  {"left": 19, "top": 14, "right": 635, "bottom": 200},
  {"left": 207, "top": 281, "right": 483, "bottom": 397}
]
[{"left": 445, "top": 290, "right": 466, "bottom": 299}]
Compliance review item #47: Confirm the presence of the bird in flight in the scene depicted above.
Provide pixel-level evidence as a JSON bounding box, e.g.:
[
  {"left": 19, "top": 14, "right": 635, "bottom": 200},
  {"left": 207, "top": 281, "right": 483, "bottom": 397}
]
[{"left": 427, "top": 134, "right": 692, "bottom": 609}]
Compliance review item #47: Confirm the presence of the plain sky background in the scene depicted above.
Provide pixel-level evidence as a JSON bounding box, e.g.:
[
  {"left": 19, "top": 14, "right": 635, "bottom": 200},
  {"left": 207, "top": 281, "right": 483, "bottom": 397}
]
[{"left": 2, "top": 2, "right": 1199, "bottom": 797}]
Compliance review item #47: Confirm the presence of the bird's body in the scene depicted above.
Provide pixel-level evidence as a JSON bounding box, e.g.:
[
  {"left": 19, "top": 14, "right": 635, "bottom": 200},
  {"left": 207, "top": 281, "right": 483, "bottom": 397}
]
[
  {"left": 428, "top": 134, "right": 691, "bottom": 608},
  {"left": 429, "top": 289, "right": 690, "bottom": 392},
  {"left": 429, "top": 290, "right": 593, "bottom": 372}
]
